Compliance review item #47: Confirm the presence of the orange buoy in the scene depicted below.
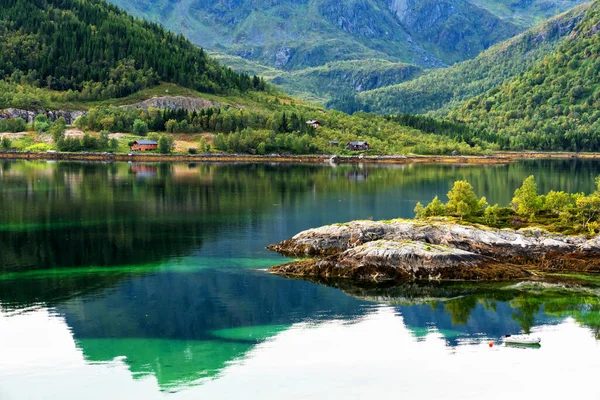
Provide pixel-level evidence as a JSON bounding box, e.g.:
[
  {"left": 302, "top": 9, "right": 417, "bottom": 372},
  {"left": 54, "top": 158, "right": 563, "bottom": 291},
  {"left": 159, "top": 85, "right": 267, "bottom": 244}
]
[{"left": 489, "top": 341, "right": 494, "bottom": 348}]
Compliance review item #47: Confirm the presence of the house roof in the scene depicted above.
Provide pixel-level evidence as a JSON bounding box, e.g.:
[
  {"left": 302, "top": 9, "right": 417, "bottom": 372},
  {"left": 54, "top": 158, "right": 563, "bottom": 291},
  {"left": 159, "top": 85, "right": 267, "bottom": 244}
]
[
  {"left": 306, "top": 120, "right": 321, "bottom": 124},
  {"left": 348, "top": 141, "right": 368, "bottom": 146},
  {"left": 134, "top": 140, "right": 158, "bottom": 145}
]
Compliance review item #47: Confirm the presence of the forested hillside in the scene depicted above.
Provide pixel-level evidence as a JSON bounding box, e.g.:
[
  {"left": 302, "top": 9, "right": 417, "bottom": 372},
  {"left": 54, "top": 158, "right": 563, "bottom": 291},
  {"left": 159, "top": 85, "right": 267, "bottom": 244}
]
[
  {"left": 0, "top": 0, "right": 265, "bottom": 100},
  {"left": 449, "top": 0, "right": 600, "bottom": 151},
  {"left": 0, "top": 0, "right": 492, "bottom": 157},
  {"left": 212, "top": 55, "right": 423, "bottom": 103},
  {"left": 344, "top": 3, "right": 590, "bottom": 115}
]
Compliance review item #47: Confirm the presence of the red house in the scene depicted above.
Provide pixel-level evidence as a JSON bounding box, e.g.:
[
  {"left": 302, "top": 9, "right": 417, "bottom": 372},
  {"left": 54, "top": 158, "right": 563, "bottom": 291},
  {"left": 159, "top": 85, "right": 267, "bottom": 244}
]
[{"left": 130, "top": 140, "right": 158, "bottom": 151}]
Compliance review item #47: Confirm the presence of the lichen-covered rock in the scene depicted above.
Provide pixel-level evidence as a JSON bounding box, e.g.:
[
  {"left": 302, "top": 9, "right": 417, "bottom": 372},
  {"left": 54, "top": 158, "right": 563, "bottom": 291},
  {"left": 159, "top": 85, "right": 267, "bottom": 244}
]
[
  {"left": 268, "top": 219, "right": 600, "bottom": 281},
  {"left": 271, "top": 239, "right": 530, "bottom": 281}
]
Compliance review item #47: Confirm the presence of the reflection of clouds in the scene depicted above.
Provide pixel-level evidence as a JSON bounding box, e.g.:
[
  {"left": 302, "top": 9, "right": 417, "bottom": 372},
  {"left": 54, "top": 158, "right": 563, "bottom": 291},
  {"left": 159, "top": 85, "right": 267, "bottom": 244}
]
[
  {"left": 0, "top": 308, "right": 81, "bottom": 372},
  {"left": 3, "top": 307, "right": 600, "bottom": 400}
]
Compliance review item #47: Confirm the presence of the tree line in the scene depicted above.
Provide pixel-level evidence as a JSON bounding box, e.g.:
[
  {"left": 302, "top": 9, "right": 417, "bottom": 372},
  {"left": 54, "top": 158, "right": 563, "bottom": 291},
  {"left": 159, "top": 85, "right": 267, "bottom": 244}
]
[
  {"left": 415, "top": 175, "right": 600, "bottom": 234},
  {"left": 74, "top": 106, "right": 317, "bottom": 136}
]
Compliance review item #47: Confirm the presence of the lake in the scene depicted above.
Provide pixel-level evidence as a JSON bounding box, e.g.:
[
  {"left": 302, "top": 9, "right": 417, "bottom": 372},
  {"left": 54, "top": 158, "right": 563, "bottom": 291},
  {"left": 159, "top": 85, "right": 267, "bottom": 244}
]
[{"left": 1, "top": 159, "right": 599, "bottom": 400}]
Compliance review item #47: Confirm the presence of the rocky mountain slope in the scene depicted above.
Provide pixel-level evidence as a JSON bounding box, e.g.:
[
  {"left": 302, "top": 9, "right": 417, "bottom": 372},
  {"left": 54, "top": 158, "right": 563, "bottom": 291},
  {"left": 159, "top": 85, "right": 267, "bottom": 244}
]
[
  {"left": 348, "top": 3, "right": 591, "bottom": 114},
  {"left": 109, "top": 0, "right": 526, "bottom": 69},
  {"left": 472, "top": 0, "right": 588, "bottom": 26},
  {"left": 107, "top": 0, "right": 588, "bottom": 104}
]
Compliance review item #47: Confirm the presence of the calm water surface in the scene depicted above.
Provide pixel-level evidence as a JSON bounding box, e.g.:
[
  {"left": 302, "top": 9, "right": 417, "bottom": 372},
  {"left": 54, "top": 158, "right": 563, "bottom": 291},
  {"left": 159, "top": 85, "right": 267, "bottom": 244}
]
[{"left": 1, "top": 160, "right": 600, "bottom": 400}]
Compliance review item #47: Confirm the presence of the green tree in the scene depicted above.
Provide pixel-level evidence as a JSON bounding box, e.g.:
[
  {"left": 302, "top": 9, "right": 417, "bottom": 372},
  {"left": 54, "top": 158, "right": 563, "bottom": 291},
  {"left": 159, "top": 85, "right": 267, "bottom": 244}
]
[
  {"left": 99, "top": 131, "right": 110, "bottom": 149},
  {"left": 34, "top": 114, "right": 50, "bottom": 132},
  {"left": 575, "top": 194, "right": 600, "bottom": 229},
  {"left": 1, "top": 136, "right": 11, "bottom": 149},
  {"left": 446, "top": 181, "right": 482, "bottom": 219},
  {"left": 198, "top": 137, "right": 208, "bottom": 153},
  {"left": 414, "top": 202, "right": 424, "bottom": 219},
  {"left": 257, "top": 142, "right": 267, "bottom": 155},
  {"left": 48, "top": 117, "right": 66, "bottom": 143},
  {"left": 165, "top": 119, "right": 178, "bottom": 133},
  {"left": 511, "top": 175, "right": 542, "bottom": 218},
  {"left": 484, "top": 204, "right": 501, "bottom": 224},
  {"left": 420, "top": 196, "right": 447, "bottom": 218},
  {"left": 132, "top": 119, "right": 148, "bottom": 136},
  {"left": 542, "top": 191, "right": 573, "bottom": 215},
  {"left": 158, "top": 135, "right": 173, "bottom": 154},
  {"left": 213, "top": 133, "right": 227, "bottom": 151}
]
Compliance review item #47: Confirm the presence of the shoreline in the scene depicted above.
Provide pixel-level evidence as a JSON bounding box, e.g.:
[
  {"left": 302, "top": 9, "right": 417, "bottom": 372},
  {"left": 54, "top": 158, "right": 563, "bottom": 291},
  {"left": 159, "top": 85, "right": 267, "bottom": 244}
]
[{"left": 0, "top": 150, "right": 598, "bottom": 164}]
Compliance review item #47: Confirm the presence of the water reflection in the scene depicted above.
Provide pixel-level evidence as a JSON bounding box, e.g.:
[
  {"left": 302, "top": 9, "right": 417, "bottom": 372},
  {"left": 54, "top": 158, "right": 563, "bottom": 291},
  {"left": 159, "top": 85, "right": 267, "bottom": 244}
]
[
  {"left": 2, "top": 159, "right": 600, "bottom": 272},
  {"left": 2, "top": 160, "right": 600, "bottom": 398},
  {"left": 2, "top": 293, "right": 600, "bottom": 399},
  {"left": 2, "top": 270, "right": 600, "bottom": 394}
]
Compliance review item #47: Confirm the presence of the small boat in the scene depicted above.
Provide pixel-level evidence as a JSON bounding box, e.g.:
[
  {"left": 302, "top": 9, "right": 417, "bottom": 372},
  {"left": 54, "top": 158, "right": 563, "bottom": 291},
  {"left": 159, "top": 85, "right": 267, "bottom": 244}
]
[{"left": 503, "top": 334, "right": 541, "bottom": 346}]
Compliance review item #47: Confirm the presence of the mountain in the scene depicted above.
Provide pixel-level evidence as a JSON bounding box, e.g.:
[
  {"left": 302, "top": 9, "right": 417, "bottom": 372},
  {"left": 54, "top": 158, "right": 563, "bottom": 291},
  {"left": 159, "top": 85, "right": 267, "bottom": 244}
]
[
  {"left": 0, "top": 0, "right": 264, "bottom": 98},
  {"left": 448, "top": 0, "right": 600, "bottom": 151},
  {"left": 346, "top": 3, "right": 591, "bottom": 115},
  {"left": 472, "top": 0, "right": 589, "bottom": 27},
  {"left": 1, "top": 0, "right": 491, "bottom": 157},
  {"left": 212, "top": 53, "right": 423, "bottom": 103},
  {"left": 105, "top": 0, "right": 588, "bottom": 104},
  {"left": 108, "top": 0, "right": 526, "bottom": 69}
]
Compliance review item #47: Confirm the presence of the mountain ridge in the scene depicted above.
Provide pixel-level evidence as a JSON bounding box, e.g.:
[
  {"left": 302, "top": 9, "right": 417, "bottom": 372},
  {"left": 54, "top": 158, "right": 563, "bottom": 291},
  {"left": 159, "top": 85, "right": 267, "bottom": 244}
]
[
  {"left": 346, "top": 2, "right": 592, "bottom": 115},
  {"left": 107, "top": 0, "right": 588, "bottom": 104},
  {"left": 448, "top": 0, "right": 600, "bottom": 151}
]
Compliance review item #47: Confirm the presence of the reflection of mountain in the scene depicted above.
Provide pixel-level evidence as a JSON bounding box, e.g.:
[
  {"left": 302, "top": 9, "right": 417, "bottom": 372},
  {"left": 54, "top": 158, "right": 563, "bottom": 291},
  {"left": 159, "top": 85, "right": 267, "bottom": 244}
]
[
  {"left": 3, "top": 265, "right": 599, "bottom": 391},
  {"left": 77, "top": 336, "right": 261, "bottom": 389},
  {"left": 3, "top": 159, "right": 600, "bottom": 392},
  {"left": 50, "top": 269, "right": 368, "bottom": 388}
]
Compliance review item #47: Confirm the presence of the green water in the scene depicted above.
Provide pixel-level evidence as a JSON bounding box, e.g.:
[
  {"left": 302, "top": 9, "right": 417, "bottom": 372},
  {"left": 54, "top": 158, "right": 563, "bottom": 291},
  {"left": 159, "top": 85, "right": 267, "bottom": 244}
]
[{"left": 1, "top": 160, "right": 600, "bottom": 399}]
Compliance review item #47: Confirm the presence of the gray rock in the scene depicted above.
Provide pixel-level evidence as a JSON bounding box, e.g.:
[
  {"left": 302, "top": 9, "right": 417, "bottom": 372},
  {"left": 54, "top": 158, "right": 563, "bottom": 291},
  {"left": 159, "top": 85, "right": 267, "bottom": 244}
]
[
  {"left": 0, "top": 109, "right": 85, "bottom": 124},
  {"left": 268, "top": 219, "right": 600, "bottom": 281},
  {"left": 123, "top": 96, "right": 219, "bottom": 111}
]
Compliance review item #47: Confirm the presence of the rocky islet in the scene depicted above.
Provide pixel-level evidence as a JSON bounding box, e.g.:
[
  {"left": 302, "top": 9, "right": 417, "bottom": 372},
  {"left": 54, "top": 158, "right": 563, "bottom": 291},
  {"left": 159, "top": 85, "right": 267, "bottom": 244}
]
[{"left": 268, "top": 219, "right": 600, "bottom": 281}]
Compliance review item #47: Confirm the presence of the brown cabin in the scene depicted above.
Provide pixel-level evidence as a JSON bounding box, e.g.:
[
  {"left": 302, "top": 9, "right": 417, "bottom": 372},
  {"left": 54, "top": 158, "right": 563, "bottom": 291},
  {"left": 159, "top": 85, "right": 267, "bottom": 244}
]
[
  {"left": 346, "top": 141, "right": 370, "bottom": 151},
  {"left": 131, "top": 140, "right": 158, "bottom": 152}
]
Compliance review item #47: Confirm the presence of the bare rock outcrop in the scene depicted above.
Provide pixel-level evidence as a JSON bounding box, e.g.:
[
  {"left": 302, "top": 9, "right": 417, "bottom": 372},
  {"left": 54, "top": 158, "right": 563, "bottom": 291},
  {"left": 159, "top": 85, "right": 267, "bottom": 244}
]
[
  {"left": 0, "top": 109, "right": 85, "bottom": 124},
  {"left": 123, "top": 96, "right": 219, "bottom": 111}
]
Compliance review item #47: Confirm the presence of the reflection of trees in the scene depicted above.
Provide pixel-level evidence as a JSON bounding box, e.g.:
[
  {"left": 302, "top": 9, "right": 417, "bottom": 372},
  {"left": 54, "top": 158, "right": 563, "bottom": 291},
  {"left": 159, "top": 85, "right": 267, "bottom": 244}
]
[
  {"left": 312, "top": 278, "right": 600, "bottom": 341},
  {"left": 444, "top": 297, "right": 479, "bottom": 325},
  {"left": 0, "top": 271, "right": 136, "bottom": 311},
  {"left": 536, "top": 295, "right": 600, "bottom": 339},
  {"left": 4, "top": 159, "right": 598, "bottom": 272},
  {"left": 509, "top": 297, "right": 540, "bottom": 334}
]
